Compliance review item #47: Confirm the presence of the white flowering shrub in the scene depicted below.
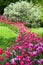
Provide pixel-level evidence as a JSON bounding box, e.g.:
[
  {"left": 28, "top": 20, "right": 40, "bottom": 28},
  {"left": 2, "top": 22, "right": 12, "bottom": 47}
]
[{"left": 3, "top": 1, "right": 42, "bottom": 27}]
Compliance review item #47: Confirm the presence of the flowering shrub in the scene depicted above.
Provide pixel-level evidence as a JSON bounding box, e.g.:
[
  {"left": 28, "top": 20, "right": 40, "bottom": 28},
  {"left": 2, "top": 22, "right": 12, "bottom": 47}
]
[
  {"left": 3, "top": 1, "right": 43, "bottom": 27},
  {"left": 0, "top": 31, "right": 43, "bottom": 65},
  {"left": 3, "top": 1, "right": 33, "bottom": 22},
  {"left": 3, "top": 1, "right": 41, "bottom": 23}
]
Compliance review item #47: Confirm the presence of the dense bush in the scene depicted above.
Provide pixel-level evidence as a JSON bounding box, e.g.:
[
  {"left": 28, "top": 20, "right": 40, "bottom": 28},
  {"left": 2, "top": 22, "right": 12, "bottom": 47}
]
[
  {"left": 3, "top": 1, "right": 33, "bottom": 22},
  {"left": 0, "top": 31, "right": 43, "bottom": 65},
  {"left": 3, "top": 1, "right": 43, "bottom": 27}
]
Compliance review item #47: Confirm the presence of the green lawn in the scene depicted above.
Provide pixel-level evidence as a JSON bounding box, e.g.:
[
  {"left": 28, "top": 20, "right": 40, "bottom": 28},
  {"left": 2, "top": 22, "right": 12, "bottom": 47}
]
[
  {"left": 0, "top": 26, "right": 18, "bottom": 49},
  {"left": 0, "top": 22, "right": 19, "bottom": 35},
  {"left": 0, "top": 22, "right": 20, "bottom": 49},
  {"left": 0, "top": 26, "right": 17, "bottom": 38},
  {"left": 31, "top": 28, "right": 43, "bottom": 37}
]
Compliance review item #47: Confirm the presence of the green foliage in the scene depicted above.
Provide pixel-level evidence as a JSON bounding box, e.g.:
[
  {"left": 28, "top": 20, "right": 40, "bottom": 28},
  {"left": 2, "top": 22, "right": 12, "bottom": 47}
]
[
  {"left": 31, "top": 28, "right": 43, "bottom": 37},
  {"left": 27, "top": 0, "right": 43, "bottom": 5},
  {"left": 39, "top": 6, "right": 43, "bottom": 27},
  {"left": 0, "top": 38, "right": 14, "bottom": 49}
]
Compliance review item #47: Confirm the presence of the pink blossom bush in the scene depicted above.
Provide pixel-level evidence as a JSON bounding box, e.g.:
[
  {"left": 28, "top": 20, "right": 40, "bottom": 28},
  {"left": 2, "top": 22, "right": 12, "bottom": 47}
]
[{"left": 0, "top": 31, "right": 43, "bottom": 65}]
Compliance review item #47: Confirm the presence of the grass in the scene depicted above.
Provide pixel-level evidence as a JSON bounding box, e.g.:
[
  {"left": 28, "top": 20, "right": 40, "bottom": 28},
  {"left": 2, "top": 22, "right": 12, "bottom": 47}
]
[
  {"left": 0, "top": 22, "right": 19, "bottom": 35},
  {"left": 31, "top": 28, "right": 43, "bottom": 37},
  {"left": 0, "top": 25, "right": 18, "bottom": 49},
  {"left": 0, "top": 26, "right": 17, "bottom": 38},
  {"left": 0, "top": 22, "right": 20, "bottom": 49}
]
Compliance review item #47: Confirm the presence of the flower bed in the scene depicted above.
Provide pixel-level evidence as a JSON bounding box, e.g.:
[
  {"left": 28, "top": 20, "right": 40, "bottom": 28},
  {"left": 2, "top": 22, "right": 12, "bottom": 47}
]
[{"left": 0, "top": 31, "right": 43, "bottom": 65}]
